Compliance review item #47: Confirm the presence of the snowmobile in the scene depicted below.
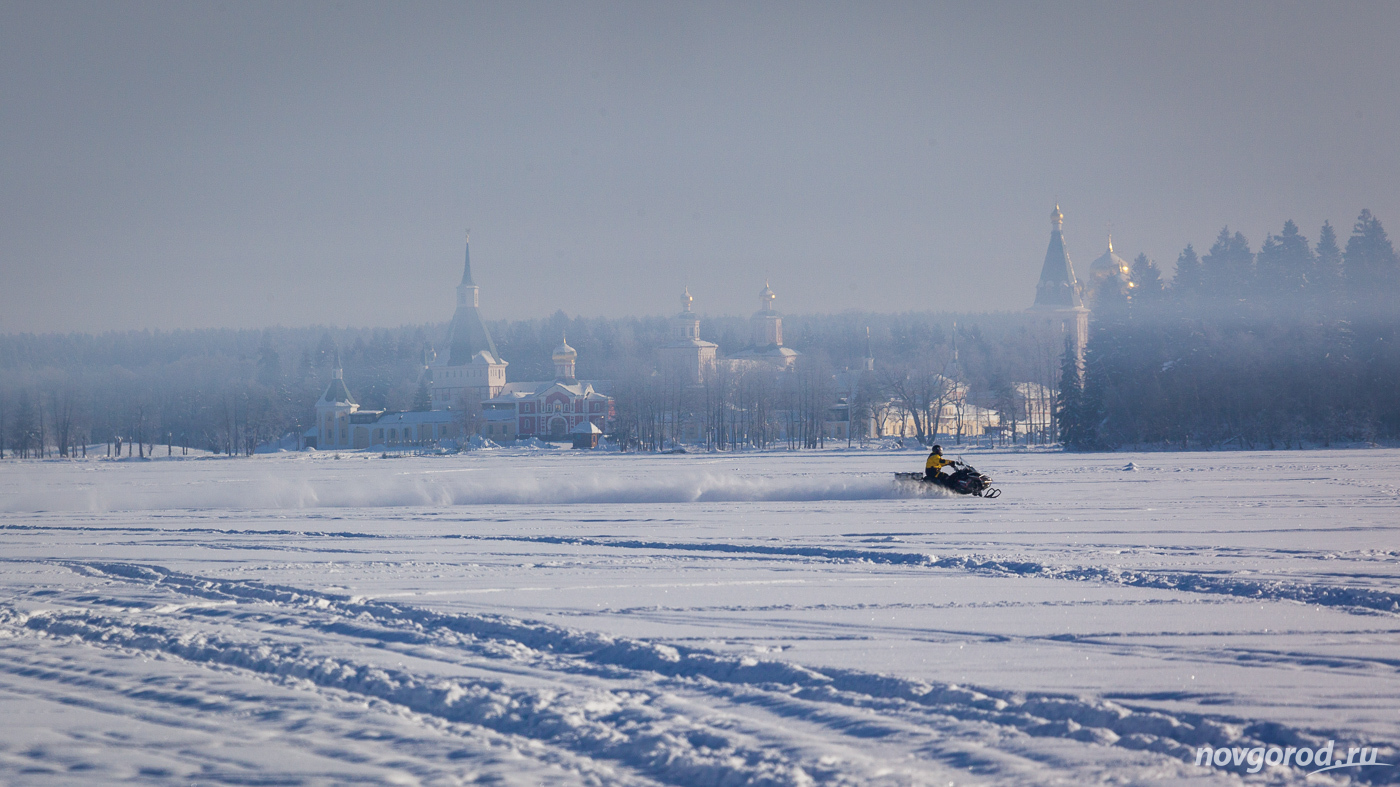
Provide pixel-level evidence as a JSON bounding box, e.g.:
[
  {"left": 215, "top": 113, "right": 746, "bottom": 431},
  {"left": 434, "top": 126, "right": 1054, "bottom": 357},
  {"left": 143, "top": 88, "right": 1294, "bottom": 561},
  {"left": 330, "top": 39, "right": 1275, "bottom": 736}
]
[{"left": 895, "top": 460, "right": 1001, "bottom": 498}]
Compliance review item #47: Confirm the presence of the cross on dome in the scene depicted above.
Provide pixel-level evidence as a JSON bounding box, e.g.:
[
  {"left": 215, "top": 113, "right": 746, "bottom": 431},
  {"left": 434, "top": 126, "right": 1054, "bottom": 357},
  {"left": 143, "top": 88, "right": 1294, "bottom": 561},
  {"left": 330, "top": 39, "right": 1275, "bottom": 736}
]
[{"left": 552, "top": 332, "right": 576, "bottom": 360}]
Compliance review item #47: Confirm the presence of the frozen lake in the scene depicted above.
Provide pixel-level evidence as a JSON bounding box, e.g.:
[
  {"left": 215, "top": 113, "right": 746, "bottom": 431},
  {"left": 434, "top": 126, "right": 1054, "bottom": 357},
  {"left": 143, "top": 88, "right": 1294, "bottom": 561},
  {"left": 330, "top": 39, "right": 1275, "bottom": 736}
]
[{"left": 1, "top": 448, "right": 1397, "bottom": 784}]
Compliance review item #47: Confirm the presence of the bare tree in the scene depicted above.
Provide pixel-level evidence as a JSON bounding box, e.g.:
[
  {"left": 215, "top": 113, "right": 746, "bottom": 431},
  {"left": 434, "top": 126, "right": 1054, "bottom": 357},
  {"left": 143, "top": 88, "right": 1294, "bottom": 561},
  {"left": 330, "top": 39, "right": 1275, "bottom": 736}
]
[
  {"left": 880, "top": 350, "right": 956, "bottom": 446},
  {"left": 453, "top": 390, "right": 485, "bottom": 442}
]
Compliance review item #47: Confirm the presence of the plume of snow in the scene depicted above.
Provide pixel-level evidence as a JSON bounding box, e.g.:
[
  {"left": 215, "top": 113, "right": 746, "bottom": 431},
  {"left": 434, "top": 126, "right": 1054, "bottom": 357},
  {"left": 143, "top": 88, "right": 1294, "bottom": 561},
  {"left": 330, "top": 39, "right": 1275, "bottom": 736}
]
[{"left": 0, "top": 460, "right": 945, "bottom": 513}]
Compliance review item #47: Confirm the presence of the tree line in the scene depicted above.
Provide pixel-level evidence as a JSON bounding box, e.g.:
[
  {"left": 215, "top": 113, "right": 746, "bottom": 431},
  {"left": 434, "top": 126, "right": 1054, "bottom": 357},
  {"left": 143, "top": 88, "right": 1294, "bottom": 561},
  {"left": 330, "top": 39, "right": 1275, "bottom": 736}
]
[
  {"left": 19, "top": 202, "right": 1387, "bottom": 460},
  {"left": 1060, "top": 210, "right": 1400, "bottom": 450},
  {"left": 0, "top": 308, "right": 1065, "bottom": 457}
]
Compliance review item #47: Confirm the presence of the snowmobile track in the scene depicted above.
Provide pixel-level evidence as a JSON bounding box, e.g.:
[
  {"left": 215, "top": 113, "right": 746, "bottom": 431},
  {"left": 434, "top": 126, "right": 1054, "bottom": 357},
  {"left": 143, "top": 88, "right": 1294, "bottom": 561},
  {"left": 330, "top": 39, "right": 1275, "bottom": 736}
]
[{"left": 4, "top": 559, "right": 1389, "bottom": 784}]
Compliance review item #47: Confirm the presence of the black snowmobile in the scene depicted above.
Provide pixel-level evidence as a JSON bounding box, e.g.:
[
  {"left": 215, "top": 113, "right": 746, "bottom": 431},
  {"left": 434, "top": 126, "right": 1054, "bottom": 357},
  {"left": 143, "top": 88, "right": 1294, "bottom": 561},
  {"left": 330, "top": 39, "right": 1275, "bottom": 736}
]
[{"left": 895, "top": 460, "right": 1001, "bottom": 498}]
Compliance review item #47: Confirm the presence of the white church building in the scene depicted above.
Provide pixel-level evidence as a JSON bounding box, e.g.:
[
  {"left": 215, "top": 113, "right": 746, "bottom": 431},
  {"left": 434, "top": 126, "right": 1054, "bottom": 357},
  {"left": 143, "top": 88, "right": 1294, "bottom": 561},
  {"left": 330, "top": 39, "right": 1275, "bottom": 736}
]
[{"left": 306, "top": 235, "right": 612, "bottom": 450}]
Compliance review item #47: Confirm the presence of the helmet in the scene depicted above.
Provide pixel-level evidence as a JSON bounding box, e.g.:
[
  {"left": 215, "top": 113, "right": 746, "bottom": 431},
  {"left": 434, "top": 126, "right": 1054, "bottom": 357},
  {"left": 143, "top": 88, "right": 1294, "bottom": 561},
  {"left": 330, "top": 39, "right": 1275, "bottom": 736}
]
[{"left": 931, "top": 444, "right": 942, "bottom": 453}]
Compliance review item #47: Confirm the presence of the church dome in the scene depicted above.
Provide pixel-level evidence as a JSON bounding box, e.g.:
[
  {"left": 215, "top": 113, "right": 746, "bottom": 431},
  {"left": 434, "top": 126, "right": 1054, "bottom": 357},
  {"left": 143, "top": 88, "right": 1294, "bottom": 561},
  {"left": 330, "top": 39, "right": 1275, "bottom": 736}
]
[
  {"left": 1089, "top": 236, "right": 1131, "bottom": 283},
  {"left": 758, "top": 280, "right": 777, "bottom": 312},
  {"left": 552, "top": 334, "right": 577, "bottom": 362}
]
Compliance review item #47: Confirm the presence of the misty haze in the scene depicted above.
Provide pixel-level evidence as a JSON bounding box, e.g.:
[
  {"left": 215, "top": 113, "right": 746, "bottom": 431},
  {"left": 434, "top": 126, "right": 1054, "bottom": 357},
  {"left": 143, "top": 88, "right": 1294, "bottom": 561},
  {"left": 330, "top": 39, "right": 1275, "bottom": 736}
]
[{"left": 1, "top": 3, "right": 1398, "bottom": 785}]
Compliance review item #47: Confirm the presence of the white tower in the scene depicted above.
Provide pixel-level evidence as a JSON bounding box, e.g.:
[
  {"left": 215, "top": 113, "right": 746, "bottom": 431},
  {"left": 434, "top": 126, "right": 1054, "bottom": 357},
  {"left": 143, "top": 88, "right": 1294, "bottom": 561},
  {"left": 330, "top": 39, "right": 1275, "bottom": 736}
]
[
  {"left": 315, "top": 356, "right": 359, "bottom": 449},
  {"left": 432, "top": 233, "right": 508, "bottom": 408},
  {"left": 660, "top": 287, "right": 718, "bottom": 385},
  {"left": 751, "top": 280, "right": 783, "bottom": 347}
]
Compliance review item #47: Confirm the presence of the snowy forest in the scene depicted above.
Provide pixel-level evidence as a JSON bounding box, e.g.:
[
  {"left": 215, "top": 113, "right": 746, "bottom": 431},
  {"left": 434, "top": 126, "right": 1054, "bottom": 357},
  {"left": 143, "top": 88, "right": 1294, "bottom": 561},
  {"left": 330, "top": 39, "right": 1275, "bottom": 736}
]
[
  {"left": 1, "top": 209, "right": 1396, "bottom": 457},
  {"left": 1061, "top": 210, "right": 1400, "bottom": 449},
  {"left": 0, "top": 308, "right": 1060, "bottom": 457}
]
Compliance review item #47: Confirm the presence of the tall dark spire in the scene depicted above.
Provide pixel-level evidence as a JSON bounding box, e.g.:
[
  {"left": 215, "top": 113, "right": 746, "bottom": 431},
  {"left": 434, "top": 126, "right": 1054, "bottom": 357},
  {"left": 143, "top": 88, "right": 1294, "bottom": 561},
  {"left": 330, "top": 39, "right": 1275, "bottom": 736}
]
[
  {"left": 1031, "top": 203, "right": 1085, "bottom": 310},
  {"left": 319, "top": 349, "right": 356, "bottom": 406},
  {"left": 447, "top": 233, "right": 500, "bottom": 364},
  {"left": 460, "top": 231, "right": 475, "bottom": 287}
]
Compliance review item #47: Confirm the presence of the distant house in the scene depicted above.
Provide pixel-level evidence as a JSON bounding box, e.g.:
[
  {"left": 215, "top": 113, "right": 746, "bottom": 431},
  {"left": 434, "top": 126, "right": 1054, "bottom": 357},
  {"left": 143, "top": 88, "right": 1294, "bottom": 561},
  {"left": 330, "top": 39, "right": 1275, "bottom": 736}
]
[{"left": 306, "top": 362, "right": 463, "bottom": 450}]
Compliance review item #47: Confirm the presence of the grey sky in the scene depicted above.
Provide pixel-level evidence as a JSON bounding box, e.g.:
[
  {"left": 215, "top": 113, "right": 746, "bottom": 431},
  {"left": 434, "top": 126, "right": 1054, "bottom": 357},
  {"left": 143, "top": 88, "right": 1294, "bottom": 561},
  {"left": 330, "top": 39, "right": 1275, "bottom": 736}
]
[{"left": 2, "top": 1, "right": 1397, "bottom": 333}]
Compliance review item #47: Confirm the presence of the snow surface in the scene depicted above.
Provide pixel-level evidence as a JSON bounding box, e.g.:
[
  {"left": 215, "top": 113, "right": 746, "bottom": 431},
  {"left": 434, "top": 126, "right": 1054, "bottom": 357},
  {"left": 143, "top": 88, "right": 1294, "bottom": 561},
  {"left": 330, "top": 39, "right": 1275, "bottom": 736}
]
[{"left": 1, "top": 448, "right": 1398, "bottom": 785}]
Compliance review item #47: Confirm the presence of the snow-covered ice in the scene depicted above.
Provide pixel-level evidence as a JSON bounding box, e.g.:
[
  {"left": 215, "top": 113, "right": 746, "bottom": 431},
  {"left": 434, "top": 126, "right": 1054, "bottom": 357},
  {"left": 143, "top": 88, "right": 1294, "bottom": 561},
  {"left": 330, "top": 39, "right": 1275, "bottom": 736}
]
[{"left": 1, "top": 448, "right": 1397, "bottom": 784}]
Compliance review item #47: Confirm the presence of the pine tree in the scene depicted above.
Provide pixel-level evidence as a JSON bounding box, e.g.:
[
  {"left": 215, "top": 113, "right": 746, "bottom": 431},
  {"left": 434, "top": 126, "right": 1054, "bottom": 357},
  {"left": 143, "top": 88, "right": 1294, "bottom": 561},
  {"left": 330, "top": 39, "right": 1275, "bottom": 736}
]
[
  {"left": 1055, "top": 335, "right": 1083, "bottom": 448},
  {"left": 1201, "top": 227, "right": 1254, "bottom": 310},
  {"left": 1171, "top": 244, "right": 1204, "bottom": 302},
  {"left": 1312, "top": 221, "right": 1344, "bottom": 314},
  {"left": 1078, "top": 283, "right": 1133, "bottom": 449},
  {"left": 1255, "top": 219, "right": 1312, "bottom": 312},
  {"left": 1344, "top": 209, "right": 1400, "bottom": 318},
  {"left": 1077, "top": 338, "right": 1106, "bottom": 449},
  {"left": 412, "top": 380, "right": 432, "bottom": 412},
  {"left": 1130, "top": 253, "right": 1165, "bottom": 309}
]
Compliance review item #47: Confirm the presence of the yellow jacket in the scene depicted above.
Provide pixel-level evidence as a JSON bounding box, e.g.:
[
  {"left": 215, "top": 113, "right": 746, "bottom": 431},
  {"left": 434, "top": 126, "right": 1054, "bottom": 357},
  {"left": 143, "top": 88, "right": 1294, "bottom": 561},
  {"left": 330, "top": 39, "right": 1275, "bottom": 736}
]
[{"left": 925, "top": 453, "right": 952, "bottom": 472}]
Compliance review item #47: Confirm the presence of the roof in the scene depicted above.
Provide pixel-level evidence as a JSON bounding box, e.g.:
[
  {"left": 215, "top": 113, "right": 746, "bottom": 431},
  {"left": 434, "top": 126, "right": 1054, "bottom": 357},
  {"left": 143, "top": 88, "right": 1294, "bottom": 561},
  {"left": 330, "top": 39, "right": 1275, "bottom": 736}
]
[
  {"left": 661, "top": 338, "right": 719, "bottom": 349},
  {"left": 1031, "top": 228, "right": 1084, "bottom": 310},
  {"left": 371, "top": 410, "right": 458, "bottom": 425},
  {"left": 460, "top": 235, "right": 475, "bottom": 287},
  {"left": 570, "top": 421, "right": 603, "bottom": 434},
  {"left": 732, "top": 344, "right": 800, "bottom": 359},
  {"left": 447, "top": 300, "right": 500, "bottom": 365},
  {"left": 317, "top": 376, "right": 357, "bottom": 406},
  {"left": 462, "top": 350, "right": 500, "bottom": 365},
  {"left": 487, "top": 379, "right": 613, "bottom": 403}
]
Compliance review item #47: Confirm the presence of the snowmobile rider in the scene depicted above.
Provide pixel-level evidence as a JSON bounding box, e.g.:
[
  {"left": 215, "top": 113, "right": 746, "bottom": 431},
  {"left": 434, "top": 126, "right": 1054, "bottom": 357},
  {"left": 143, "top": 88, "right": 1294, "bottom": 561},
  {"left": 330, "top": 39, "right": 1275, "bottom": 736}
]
[{"left": 925, "top": 444, "right": 955, "bottom": 481}]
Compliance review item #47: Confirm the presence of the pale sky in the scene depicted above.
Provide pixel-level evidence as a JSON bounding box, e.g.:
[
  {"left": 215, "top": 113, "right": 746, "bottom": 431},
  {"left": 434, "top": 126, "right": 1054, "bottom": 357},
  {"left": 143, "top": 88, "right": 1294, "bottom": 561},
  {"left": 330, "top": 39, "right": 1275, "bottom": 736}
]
[{"left": 2, "top": 1, "right": 1397, "bottom": 333}]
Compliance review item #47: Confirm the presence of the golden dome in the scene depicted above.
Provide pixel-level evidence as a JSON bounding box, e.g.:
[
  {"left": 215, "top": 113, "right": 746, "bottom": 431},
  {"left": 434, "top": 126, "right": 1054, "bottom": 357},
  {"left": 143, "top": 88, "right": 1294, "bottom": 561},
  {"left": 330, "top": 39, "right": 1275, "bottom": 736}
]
[{"left": 552, "top": 332, "right": 576, "bottom": 361}]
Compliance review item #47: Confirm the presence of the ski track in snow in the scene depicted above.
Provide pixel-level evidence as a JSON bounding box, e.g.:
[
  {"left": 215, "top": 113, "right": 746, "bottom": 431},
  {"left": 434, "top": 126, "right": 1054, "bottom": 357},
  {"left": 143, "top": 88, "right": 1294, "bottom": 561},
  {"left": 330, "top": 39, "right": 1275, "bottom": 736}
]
[
  {"left": 417, "top": 533, "right": 1400, "bottom": 616},
  {"left": 6, "top": 521, "right": 1396, "bottom": 614},
  {"left": 3, "top": 559, "right": 1370, "bottom": 786},
  {"left": 0, "top": 449, "right": 1398, "bottom": 784}
]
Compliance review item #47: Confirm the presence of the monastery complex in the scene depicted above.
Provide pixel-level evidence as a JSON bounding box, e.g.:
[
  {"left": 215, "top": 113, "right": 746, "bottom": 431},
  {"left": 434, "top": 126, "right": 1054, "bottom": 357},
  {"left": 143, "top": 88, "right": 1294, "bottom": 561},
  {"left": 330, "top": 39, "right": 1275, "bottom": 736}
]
[{"left": 310, "top": 207, "right": 1120, "bottom": 450}]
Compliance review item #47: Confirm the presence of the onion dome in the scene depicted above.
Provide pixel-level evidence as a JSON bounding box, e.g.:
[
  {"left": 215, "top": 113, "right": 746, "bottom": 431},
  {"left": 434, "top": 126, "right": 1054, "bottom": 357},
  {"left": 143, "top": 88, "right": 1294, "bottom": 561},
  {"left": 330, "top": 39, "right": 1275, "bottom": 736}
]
[{"left": 552, "top": 333, "right": 577, "bottom": 363}]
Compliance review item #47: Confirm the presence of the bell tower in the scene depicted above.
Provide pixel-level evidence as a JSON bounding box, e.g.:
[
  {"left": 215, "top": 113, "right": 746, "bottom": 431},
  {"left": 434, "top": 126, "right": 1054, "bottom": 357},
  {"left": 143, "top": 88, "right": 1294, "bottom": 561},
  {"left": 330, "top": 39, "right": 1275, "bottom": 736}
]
[
  {"left": 751, "top": 280, "right": 783, "bottom": 347},
  {"left": 1028, "top": 204, "right": 1089, "bottom": 359}
]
